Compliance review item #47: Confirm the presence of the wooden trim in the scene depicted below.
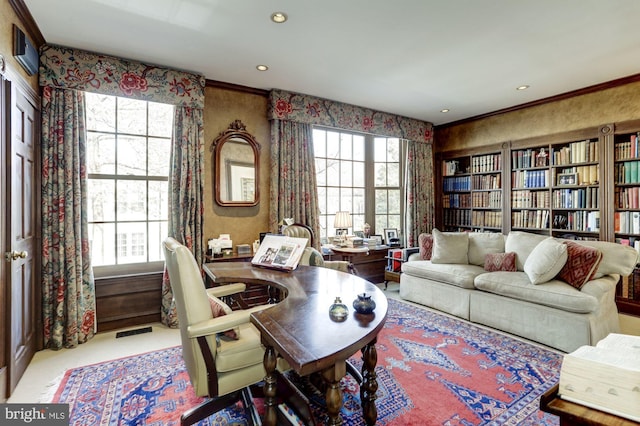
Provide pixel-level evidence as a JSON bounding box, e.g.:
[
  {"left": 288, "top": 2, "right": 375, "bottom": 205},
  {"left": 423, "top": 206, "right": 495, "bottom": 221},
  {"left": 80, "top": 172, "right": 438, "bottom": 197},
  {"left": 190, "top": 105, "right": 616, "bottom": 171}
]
[
  {"left": 8, "top": 0, "right": 45, "bottom": 47},
  {"left": 436, "top": 73, "right": 640, "bottom": 130},
  {"left": 205, "top": 79, "right": 269, "bottom": 97}
]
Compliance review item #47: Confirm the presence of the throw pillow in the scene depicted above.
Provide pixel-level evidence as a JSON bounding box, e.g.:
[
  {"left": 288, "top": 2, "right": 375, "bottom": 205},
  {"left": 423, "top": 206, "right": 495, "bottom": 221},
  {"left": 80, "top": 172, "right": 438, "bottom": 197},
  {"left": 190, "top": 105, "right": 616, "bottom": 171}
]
[
  {"left": 523, "top": 237, "right": 568, "bottom": 284},
  {"left": 418, "top": 233, "right": 433, "bottom": 260},
  {"left": 208, "top": 296, "right": 239, "bottom": 340},
  {"left": 484, "top": 252, "right": 517, "bottom": 272},
  {"left": 558, "top": 241, "right": 603, "bottom": 289},
  {"left": 430, "top": 228, "right": 469, "bottom": 264}
]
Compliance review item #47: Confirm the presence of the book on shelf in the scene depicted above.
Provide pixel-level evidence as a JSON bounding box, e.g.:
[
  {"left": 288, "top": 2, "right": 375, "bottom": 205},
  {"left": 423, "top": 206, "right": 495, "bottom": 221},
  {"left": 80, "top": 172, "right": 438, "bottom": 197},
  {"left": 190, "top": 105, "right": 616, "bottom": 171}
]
[
  {"left": 251, "top": 234, "right": 308, "bottom": 271},
  {"left": 558, "top": 333, "right": 640, "bottom": 422}
]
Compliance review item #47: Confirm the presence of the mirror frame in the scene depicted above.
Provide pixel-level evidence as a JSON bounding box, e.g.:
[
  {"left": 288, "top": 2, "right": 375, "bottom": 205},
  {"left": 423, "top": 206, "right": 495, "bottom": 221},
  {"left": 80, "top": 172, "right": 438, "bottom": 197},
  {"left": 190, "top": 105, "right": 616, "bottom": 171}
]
[{"left": 211, "top": 120, "right": 261, "bottom": 207}]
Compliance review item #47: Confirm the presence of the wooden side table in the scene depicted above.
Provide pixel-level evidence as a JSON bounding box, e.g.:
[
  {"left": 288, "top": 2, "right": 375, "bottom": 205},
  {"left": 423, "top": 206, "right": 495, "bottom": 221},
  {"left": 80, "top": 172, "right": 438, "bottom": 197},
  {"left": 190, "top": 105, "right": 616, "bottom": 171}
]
[
  {"left": 540, "top": 383, "right": 638, "bottom": 425},
  {"left": 329, "top": 246, "right": 389, "bottom": 284}
]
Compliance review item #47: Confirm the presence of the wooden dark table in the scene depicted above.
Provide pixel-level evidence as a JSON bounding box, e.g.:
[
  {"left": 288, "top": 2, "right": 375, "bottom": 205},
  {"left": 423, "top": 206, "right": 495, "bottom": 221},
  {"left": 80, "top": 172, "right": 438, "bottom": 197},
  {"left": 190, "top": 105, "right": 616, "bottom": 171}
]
[
  {"left": 204, "top": 263, "right": 388, "bottom": 426},
  {"left": 540, "top": 384, "right": 639, "bottom": 425}
]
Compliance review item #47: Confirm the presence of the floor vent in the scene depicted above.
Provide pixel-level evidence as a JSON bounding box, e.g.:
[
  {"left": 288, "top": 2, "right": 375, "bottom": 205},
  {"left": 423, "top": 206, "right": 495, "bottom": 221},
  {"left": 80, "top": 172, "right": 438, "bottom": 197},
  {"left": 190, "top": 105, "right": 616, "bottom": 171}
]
[{"left": 116, "top": 326, "right": 152, "bottom": 338}]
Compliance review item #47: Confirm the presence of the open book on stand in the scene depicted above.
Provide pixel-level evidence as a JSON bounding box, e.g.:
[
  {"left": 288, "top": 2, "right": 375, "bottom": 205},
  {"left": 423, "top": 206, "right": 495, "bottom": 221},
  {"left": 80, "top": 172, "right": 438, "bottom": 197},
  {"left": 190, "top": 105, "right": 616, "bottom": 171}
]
[
  {"left": 558, "top": 333, "right": 640, "bottom": 421},
  {"left": 251, "top": 234, "right": 308, "bottom": 271}
]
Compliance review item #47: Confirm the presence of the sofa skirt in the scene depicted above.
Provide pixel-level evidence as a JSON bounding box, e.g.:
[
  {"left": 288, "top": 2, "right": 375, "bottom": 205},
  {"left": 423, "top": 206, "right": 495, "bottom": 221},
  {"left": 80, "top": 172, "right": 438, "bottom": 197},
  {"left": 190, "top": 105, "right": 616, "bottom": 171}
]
[{"left": 400, "top": 274, "right": 472, "bottom": 320}]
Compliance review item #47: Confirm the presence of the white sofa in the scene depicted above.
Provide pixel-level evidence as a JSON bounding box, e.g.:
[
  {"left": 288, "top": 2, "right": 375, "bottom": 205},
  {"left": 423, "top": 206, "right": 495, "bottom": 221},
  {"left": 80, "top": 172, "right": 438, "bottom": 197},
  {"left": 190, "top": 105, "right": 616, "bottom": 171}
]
[{"left": 399, "top": 230, "right": 639, "bottom": 352}]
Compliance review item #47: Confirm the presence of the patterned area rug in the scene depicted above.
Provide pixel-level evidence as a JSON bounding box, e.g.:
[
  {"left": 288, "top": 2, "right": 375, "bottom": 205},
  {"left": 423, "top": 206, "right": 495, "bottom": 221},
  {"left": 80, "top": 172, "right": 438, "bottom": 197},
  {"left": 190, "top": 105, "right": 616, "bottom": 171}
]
[{"left": 51, "top": 299, "right": 561, "bottom": 425}]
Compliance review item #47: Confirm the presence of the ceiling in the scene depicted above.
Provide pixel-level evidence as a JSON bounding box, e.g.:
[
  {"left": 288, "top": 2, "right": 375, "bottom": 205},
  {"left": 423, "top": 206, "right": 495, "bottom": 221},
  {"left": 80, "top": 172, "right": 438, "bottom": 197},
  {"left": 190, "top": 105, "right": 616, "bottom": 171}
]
[{"left": 23, "top": 0, "right": 640, "bottom": 125}]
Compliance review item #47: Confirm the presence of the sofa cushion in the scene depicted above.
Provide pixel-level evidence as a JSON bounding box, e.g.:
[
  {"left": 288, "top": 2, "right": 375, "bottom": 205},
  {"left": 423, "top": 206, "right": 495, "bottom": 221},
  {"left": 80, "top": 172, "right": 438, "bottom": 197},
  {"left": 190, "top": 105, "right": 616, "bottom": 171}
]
[
  {"left": 557, "top": 241, "right": 603, "bottom": 289},
  {"left": 418, "top": 233, "right": 433, "bottom": 260},
  {"left": 431, "top": 228, "right": 469, "bottom": 264},
  {"left": 402, "top": 260, "right": 484, "bottom": 289},
  {"left": 523, "top": 237, "right": 568, "bottom": 284},
  {"left": 505, "top": 231, "right": 549, "bottom": 271},
  {"left": 468, "top": 232, "right": 506, "bottom": 266},
  {"left": 484, "top": 252, "right": 516, "bottom": 272},
  {"left": 474, "top": 272, "right": 598, "bottom": 313}
]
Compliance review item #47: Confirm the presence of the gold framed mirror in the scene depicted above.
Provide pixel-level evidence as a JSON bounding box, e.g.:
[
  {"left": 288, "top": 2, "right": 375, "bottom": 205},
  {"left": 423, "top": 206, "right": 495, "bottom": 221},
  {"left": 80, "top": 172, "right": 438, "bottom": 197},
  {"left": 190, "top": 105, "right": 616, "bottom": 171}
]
[{"left": 211, "top": 120, "right": 260, "bottom": 206}]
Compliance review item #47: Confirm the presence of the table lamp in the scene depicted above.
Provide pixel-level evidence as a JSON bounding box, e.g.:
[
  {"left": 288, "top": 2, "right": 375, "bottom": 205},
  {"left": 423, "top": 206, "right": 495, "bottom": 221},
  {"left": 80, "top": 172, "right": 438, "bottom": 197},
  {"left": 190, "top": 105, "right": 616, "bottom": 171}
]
[{"left": 334, "top": 211, "right": 352, "bottom": 246}]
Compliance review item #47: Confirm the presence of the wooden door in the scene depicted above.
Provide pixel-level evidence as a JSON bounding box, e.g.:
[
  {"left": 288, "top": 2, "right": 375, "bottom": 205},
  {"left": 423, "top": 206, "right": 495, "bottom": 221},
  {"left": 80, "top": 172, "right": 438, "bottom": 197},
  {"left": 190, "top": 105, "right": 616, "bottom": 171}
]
[
  {"left": 6, "top": 80, "right": 39, "bottom": 394},
  {"left": 0, "top": 73, "right": 7, "bottom": 403}
]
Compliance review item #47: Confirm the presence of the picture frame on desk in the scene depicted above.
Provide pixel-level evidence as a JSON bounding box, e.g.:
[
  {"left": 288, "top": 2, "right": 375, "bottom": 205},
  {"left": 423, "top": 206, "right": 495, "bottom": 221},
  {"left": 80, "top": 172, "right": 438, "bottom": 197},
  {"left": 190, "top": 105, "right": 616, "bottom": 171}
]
[
  {"left": 384, "top": 228, "right": 400, "bottom": 246},
  {"left": 557, "top": 173, "right": 577, "bottom": 186},
  {"left": 371, "top": 235, "right": 383, "bottom": 245}
]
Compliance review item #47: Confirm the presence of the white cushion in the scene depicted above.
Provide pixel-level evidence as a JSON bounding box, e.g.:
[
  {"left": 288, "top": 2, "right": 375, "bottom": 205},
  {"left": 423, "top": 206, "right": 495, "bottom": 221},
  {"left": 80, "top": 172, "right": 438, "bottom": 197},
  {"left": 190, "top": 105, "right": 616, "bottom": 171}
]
[
  {"left": 468, "top": 232, "right": 505, "bottom": 266},
  {"left": 430, "top": 228, "right": 469, "bottom": 264},
  {"left": 505, "top": 231, "right": 549, "bottom": 271},
  {"left": 523, "top": 237, "right": 568, "bottom": 284}
]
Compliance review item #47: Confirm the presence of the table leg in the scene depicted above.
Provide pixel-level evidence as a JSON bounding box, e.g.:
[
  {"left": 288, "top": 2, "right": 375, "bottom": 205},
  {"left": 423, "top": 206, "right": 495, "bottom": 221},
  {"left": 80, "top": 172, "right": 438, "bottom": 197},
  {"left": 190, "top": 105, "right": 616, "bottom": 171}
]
[
  {"left": 322, "top": 361, "right": 346, "bottom": 426},
  {"left": 360, "top": 339, "right": 378, "bottom": 426},
  {"left": 263, "top": 345, "right": 278, "bottom": 426}
]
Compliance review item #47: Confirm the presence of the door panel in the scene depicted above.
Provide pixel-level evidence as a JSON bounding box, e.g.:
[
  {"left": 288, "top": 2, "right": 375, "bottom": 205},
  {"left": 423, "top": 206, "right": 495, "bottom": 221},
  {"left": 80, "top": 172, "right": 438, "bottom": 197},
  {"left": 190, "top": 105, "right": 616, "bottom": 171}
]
[
  {"left": 0, "top": 74, "right": 7, "bottom": 403},
  {"left": 8, "top": 83, "right": 38, "bottom": 394}
]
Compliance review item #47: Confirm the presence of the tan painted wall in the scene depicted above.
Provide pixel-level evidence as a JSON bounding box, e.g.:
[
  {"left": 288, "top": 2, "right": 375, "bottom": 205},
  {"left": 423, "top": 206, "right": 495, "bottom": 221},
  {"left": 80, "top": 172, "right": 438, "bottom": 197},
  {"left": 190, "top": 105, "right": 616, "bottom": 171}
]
[
  {"left": 203, "top": 86, "right": 271, "bottom": 248},
  {"left": 0, "top": 0, "right": 39, "bottom": 90},
  {"left": 435, "top": 80, "right": 640, "bottom": 152}
]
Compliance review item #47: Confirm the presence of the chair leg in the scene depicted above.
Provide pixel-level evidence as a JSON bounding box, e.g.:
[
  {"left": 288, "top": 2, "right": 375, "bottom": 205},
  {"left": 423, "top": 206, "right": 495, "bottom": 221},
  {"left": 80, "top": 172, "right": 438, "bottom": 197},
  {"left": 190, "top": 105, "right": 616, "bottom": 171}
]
[
  {"left": 180, "top": 390, "right": 243, "bottom": 426},
  {"left": 347, "top": 361, "right": 363, "bottom": 384}
]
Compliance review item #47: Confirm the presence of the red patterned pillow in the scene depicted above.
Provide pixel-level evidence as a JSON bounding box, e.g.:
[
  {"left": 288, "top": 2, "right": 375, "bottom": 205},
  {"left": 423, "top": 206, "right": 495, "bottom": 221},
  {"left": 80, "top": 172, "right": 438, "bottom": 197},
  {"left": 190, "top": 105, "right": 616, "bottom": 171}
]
[
  {"left": 208, "top": 296, "right": 238, "bottom": 340},
  {"left": 557, "top": 241, "right": 603, "bottom": 289},
  {"left": 484, "top": 252, "right": 517, "bottom": 272},
  {"left": 419, "top": 233, "right": 433, "bottom": 260}
]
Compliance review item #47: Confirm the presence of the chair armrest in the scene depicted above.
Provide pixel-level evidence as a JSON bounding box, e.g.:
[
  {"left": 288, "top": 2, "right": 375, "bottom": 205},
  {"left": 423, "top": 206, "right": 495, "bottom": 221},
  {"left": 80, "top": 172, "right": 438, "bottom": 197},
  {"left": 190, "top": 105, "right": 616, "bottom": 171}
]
[
  {"left": 187, "top": 304, "right": 274, "bottom": 338},
  {"left": 206, "top": 283, "right": 246, "bottom": 298}
]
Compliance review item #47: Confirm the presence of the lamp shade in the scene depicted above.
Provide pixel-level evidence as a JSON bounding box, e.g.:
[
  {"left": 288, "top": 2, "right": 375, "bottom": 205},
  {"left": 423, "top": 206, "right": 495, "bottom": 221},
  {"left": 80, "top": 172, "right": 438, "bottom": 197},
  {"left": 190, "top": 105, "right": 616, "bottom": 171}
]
[{"left": 334, "top": 211, "right": 352, "bottom": 229}]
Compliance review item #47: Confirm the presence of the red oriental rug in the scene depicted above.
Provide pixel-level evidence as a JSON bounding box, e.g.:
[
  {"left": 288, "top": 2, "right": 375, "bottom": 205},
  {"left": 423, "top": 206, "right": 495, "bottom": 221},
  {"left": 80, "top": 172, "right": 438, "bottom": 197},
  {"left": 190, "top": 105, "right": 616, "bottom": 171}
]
[{"left": 50, "top": 299, "right": 562, "bottom": 425}]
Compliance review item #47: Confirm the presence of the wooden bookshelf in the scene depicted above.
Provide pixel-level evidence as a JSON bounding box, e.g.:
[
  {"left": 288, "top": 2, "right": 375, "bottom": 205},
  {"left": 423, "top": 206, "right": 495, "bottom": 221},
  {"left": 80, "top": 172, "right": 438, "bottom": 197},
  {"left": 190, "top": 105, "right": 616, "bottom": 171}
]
[{"left": 435, "top": 120, "right": 640, "bottom": 315}]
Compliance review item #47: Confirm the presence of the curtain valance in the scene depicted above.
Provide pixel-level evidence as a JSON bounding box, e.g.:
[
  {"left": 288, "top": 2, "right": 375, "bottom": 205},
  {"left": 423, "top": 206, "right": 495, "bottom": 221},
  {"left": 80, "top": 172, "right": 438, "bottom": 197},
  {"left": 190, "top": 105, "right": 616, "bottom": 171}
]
[
  {"left": 268, "top": 89, "right": 433, "bottom": 144},
  {"left": 39, "top": 44, "right": 205, "bottom": 108}
]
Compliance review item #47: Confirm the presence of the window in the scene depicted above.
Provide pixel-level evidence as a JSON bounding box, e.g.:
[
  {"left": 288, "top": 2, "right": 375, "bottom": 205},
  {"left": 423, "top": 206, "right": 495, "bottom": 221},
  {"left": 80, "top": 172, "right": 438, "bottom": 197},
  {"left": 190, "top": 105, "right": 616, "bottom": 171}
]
[
  {"left": 85, "top": 92, "right": 174, "bottom": 271},
  {"left": 313, "top": 127, "right": 404, "bottom": 242}
]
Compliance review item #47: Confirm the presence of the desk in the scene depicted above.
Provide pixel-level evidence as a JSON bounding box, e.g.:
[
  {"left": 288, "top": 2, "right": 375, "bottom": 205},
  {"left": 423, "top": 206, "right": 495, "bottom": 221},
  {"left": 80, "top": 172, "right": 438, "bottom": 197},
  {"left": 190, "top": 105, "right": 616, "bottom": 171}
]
[{"left": 204, "top": 263, "right": 388, "bottom": 426}]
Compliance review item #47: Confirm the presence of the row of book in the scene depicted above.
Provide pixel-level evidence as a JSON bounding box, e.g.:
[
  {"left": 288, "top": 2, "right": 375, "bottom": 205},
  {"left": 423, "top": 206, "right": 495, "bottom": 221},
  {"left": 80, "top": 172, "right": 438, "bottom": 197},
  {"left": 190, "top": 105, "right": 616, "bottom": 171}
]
[
  {"left": 443, "top": 209, "right": 471, "bottom": 227},
  {"left": 511, "top": 148, "right": 549, "bottom": 169},
  {"left": 617, "top": 256, "right": 640, "bottom": 300},
  {"left": 553, "top": 211, "right": 600, "bottom": 232},
  {"left": 442, "top": 159, "right": 465, "bottom": 176},
  {"left": 511, "top": 190, "right": 550, "bottom": 209},
  {"left": 614, "top": 133, "right": 640, "bottom": 161},
  {"left": 614, "top": 187, "right": 640, "bottom": 209},
  {"left": 471, "top": 211, "right": 502, "bottom": 228},
  {"left": 614, "top": 161, "right": 640, "bottom": 184},
  {"left": 471, "top": 191, "right": 501, "bottom": 209},
  {"left": 471, "top": 154, "right": 502, "bottom": 173},
  {"left": 552, "top": 188, "right": 599, "bottom": 209},
  {"left": 552, "top": 139, "right": 599, "bottom": 165},
  {"left": 443, "top": 175, "right": 471, "bottom": 192},
  {"left": 555, "top": 165, "right": 599, "bottom": 185},
  {"left": 512, "top": 210, "right": 549, "bottom": 230},
  {"left": 613, "top": 211, "right": 640, "bottom": 234},
  {"left": 442, "top": 193, "right": 471, "bottom": 208},
  {"left": 512, "top": 169, "right": 549, "bottom": 189},
  {"left": 471, "top": 174, "right": 501, "bottom": 190}
]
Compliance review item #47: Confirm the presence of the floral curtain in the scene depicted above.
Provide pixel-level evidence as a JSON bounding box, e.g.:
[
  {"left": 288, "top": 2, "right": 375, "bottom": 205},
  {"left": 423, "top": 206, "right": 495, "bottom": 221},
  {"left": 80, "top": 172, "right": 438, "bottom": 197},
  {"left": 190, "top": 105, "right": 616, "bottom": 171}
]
[
  {"left": 40, "top": 44, "right": 206, "bottom": 333},
  {"left": 405, "top": 140, "right": 435, "bottom": 247},
  {"left": 41, "top": 87, "right": 95, "bottom": 349},
  {"left": 269, "top": 120, "right": 320, "bottom": 246},
  {"left": 268, "top": 89, "right": 434, "bottom": 245}
]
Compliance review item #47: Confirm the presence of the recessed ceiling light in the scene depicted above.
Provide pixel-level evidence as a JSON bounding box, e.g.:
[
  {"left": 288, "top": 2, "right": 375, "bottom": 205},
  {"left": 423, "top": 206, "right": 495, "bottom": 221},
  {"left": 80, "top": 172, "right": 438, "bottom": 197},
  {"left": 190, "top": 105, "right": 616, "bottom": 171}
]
[
  {"left": 516, "top": 85, "right": 530, "bottom": 91},
  {"left": 440, "top": 109, "right": 450, "bottom": 113},
  {"left": 271, "top": 12, "right": 288, "bottom": 23},
  {"left": 256, "top": 65, "right": 268, "bottom": 71}
]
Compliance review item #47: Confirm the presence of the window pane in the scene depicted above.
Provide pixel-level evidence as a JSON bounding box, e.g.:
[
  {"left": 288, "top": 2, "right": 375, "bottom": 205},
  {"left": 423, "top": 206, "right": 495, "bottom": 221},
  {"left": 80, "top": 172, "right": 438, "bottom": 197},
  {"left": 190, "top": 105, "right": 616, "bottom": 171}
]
[
  {"left": 87, "top": 133, "right": 116, "bottom": 174},
  {"left": 88, "top": 179, "right": 115, "bottom": 221},
  {"left": 374, "top": 137, "right": 387, "bottom": 162},
  {"left": 117, "top": 98, "right": 147, "bottom": 135},
  {"left": 148, "top": 137, "right": 171, "bottom": 176},
  {"left": 326, "top": 132, "right": 339, "bottom": 158},
  {"left": 148, "top": 221, "right": 167, "bottom": 262},
  {"left": 326, "top": 159, "right": 339, "bottom": 186},
  {"left": 388, "top": 162, "right": 400, "bottom": 186},
  {"left": 340, "top": 134, "right": 352, "bottom": 160},
  {"left": 118, "top": 135, "right": 147, "bottom": 175},
  {"left": 388, "top": 189, "right": 401, "bottom": 214},
  {"left": 117, "top": 180, "right": 147, "bottom": 221},
  {"left": 85, "top": 93, "right": 115, "bottom": 132},
  {"left": 148, "top": 101, "right": 173, "bottom": 137},
  {"left": 375, "top": 163, "right": 387, "bottom": 186},
  {"left": 388, "top": 214, "right": 401, "bottom": 230},
  {"left": 313, "top": 129, "right": 326, "bottom": 157},
  {"left": 353, "top": 161, "right": 365, "bottom": 187},
  {"left": 327, "top": 187, "right": 340, "bottom": 215},
  {"left": 317, "top": 186, "right": 327, "bottom": 214},
  {"left": 375, "top": 189, "right": 387, "bottom": 213},
  {"left": 90, "top": 222, "right": 115, "bottom": 266},
  {"left": 353, "top": 188, "right": 365, "bottom": 214},
  {"left": 315, "top": 158, "right": 327, "bottom": 186},
  {"left": 339, "top": 160, "right": 352, "bottom": 186},
  {"left": 116, "top": 222, "right": 147, "bottom": 264},
  {"left": 388, "top": 138, "right": 400, "bottom": 162},
  {"left": 340, "top": 188, "right": 352, "bottom": 211},
  {"left": 353, "top": 135, "right": 365, "bottom": 161},
  {"left": 149, "top": 181, "right": 168, "bottom": 220}
]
